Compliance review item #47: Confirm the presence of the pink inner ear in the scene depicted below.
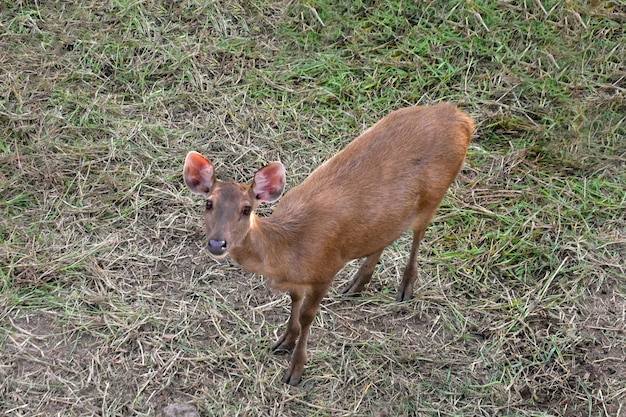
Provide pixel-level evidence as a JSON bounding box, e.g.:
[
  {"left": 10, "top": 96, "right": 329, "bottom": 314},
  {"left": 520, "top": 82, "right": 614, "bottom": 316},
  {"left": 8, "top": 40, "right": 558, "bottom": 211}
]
[
  {"left": 184, "top": 152, "right": 215, "bottom": 195},
  {"left": 254, "top": 174, "right": 275, "bottom": 199},
  {"left": 254, "top": 162, "right": 285, "bottom": 202},
  {"left": 186, "top": 152, "right": 211, "bottom": 170}
]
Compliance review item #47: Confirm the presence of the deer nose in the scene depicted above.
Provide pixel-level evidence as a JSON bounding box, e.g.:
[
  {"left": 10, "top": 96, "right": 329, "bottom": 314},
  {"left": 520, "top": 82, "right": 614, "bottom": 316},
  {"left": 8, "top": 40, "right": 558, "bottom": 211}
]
[{"left": 208, "top": 239, "right": 228, "bottom": 256}]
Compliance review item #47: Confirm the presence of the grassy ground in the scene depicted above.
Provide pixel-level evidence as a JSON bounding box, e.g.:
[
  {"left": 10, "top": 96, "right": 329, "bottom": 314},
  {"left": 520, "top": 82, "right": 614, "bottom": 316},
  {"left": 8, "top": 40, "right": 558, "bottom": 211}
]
[{"left": 1, "top": 0, "right": 624, "bottom": 416}]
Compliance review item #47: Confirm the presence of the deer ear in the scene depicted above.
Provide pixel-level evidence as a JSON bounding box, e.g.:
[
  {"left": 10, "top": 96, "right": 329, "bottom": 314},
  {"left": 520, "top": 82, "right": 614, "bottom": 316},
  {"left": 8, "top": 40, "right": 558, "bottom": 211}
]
[
  {"left": 183, "top": 151, "right": 215, "bottom": 196},
  {"left": 252, "top": 162, "right": 286, "bottom": 203}
]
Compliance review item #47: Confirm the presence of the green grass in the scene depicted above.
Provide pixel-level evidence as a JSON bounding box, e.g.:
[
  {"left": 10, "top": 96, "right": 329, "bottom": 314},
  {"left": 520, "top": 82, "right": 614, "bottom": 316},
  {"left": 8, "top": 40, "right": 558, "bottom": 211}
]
[{"left": 1, "top": 0, "right": 625, "bottom": 416}]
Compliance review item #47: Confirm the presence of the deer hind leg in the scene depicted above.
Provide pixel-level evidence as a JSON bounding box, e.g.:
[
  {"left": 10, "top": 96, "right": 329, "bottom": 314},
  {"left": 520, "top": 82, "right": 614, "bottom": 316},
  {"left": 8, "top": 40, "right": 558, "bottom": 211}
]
[
  {"left": 396, "top": 228, "right": 426, "bottom": 302},
  {"left": 272, "top": 289, "right": 304, "bottom": 354},
  {"left": 341, "top": 248, "right": 385, "bottom": 296}
]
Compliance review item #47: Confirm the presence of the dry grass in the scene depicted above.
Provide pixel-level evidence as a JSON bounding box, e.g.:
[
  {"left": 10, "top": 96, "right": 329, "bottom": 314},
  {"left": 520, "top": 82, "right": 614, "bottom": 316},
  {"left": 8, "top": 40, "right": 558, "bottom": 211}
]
[{"left": 1, "top": 0, "right": 624, "bottom": 416}]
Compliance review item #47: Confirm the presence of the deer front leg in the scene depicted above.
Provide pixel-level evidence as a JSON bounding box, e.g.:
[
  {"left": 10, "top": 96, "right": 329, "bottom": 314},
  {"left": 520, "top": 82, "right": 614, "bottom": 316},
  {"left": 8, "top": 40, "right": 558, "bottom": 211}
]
[
  {"left": 283, "top": 285, "right": 328, "bottom": 386},
  {"left": 272, "top": 289, "right": 303, "bottom": 354}
]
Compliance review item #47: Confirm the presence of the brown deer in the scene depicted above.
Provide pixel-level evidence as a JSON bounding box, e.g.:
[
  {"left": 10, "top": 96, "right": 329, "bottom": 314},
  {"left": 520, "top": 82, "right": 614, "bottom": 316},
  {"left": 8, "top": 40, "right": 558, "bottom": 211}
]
[{"left": 183, "top": 103, "right": 474, "bottom": 385}]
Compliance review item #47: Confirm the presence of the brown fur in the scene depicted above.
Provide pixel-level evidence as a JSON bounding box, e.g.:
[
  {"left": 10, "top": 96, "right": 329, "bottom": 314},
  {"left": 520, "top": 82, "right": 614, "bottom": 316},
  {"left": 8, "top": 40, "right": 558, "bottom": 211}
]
[{"left": 183, "top": 103, "right": 474, "bottom": 385}]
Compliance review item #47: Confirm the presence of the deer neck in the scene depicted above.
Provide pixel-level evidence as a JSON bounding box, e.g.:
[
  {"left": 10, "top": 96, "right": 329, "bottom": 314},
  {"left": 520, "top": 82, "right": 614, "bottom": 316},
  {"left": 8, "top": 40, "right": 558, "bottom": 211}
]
[{"left": 228, "top": 213, "right": 291, "bottom": 278}]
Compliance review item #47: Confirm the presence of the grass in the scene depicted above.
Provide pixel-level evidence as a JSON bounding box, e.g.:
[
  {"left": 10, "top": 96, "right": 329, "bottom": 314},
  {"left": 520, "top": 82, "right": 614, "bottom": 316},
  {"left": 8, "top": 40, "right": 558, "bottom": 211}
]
[{"left": 1, "top": 0, "right": 625, "bottom": 416}]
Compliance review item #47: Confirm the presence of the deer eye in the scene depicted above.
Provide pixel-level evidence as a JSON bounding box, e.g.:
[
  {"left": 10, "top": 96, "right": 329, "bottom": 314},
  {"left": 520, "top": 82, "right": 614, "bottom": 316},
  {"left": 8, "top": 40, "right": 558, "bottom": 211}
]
[
  {"left": 205, "top": 200, "right": 213, "bottom": 210},
  {"left": 242, "top": 206, "right": 252, "bottom": 216}
]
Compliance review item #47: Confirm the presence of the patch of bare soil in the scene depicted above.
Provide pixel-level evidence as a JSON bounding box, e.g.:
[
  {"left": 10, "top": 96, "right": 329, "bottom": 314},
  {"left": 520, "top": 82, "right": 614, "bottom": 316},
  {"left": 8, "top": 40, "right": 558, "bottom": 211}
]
[{"left": 576, "top": 278, "right": 626, "bottom": 416}]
